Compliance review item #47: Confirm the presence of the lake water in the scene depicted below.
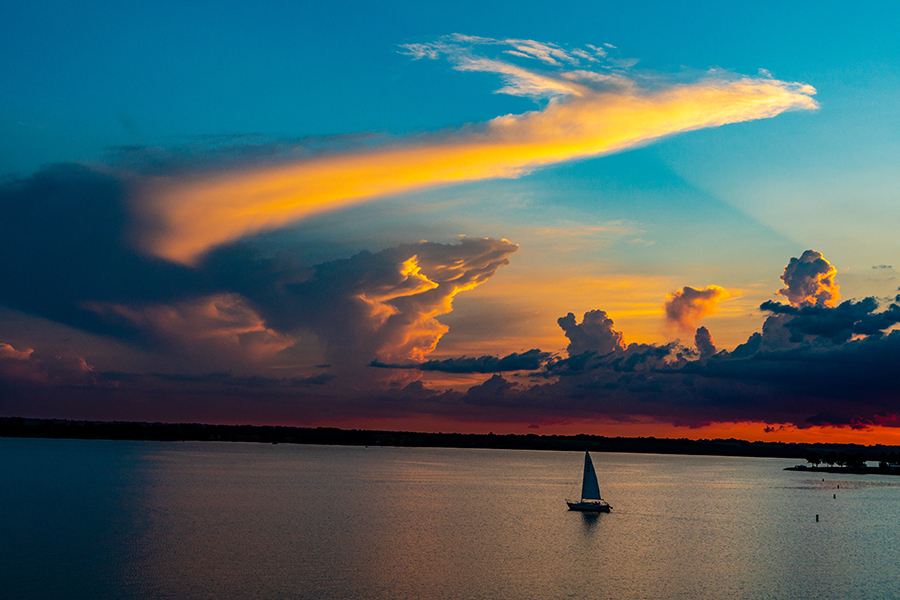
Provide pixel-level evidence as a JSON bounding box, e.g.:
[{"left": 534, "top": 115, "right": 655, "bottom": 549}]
[{"left": 2, "top": 438, "right": 900, "bottom": 600}]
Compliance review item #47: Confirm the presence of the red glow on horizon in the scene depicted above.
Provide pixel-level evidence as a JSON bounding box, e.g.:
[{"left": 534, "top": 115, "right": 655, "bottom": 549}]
[{"left": 301, "top": 416, "right": 900, "bottom": 447}]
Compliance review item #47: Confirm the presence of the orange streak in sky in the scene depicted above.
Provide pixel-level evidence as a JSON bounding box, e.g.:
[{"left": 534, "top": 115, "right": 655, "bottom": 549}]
[{"left": 134, "top": 78, "right": 817, "bottom": 263}]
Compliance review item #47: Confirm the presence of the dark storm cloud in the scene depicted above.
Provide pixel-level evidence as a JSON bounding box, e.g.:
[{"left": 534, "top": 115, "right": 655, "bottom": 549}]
[
  {"left": 759, "top": 298, "right": 900, "bottom": 343},
  {"left": 518, "top": 292, "right": 900, "bottom": 428},
  {"left": 370, "top": 349, "right": 552, "bottom": 373},
  {"left": 0, "top": 164, "right": 207, "bottom": 344},
  {"left": 0, "top": 161, "right": 517, "bottom": 399}
]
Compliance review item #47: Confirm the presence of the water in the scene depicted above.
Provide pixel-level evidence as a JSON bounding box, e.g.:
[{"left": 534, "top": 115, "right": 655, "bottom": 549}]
[{"left": 2, "top": 438, "right": 899, "bottom": 600}]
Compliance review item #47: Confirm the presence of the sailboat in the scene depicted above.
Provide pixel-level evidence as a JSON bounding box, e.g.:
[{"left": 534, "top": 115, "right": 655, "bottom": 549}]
[{"left": 566, "top": 451, "right": 611, "bottom": 512}]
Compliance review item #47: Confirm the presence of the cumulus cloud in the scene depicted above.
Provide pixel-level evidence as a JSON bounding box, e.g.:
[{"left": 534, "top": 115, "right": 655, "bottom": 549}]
[
  {"left": 547, "top": 256, "right": 900, "bottom": 426},
  {"left": 695, "top": 326, "right": 716, "bottom": 358},
  {"left": 779, "top": 249, "right": 839, "bottom": 307},
  {"left": 522, "top": 290, "right": 900, "bottom": 427},
  {"left": 418, "top": 253, "right": 900, "bottom": 429},
  {"left": 558, "top": 310, "right": 626, "bottom": 357},
  {"left": 130, "top": 35, "right": 817, "bottom": 264},
  {"left": 664, "top": 285, "right": 730, "bottom": 331},
  {"left": 205, "top": 237, "right": 518, "bottom": 370}
]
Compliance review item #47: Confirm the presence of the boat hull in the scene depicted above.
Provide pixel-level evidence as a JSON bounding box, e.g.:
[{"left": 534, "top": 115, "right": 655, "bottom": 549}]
[{"left": 566, "top": 500, "right": 611, "bottom": 512}]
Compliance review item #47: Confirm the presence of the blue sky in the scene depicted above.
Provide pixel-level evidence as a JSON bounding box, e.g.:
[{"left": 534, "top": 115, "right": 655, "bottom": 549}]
[{"left": 2, "top": 1, "right": 900, "bottom": 442}]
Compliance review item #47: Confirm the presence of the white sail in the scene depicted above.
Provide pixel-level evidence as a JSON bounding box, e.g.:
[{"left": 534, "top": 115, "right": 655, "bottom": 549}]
[{"left": 581, "top": 451, "right": 602, "bottom": 500}]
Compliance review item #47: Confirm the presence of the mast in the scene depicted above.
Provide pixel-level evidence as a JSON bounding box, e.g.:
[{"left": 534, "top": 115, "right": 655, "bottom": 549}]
[{"left": 581, "top": 451, "right": 602, "bottom": 500}]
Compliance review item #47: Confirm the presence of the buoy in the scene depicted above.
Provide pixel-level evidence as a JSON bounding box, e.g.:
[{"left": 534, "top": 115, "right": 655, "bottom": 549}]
[
  {"left": 834, "top": 493, "right": 836, "bottom": 499},
  {"left": 816, "top": 514, "right": 819, "bottom": 522}
]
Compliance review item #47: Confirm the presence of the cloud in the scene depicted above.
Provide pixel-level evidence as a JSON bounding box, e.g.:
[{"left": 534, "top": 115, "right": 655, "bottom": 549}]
[
  {"left": 759, "top": 297, "right": 900, "bottom": 344},
  {"left": 558, "top": 310, "right": 626, "bottom": 357},
  {"left": 130, "top": 35, "right": 817, "bottom": 264},
  {"left": 371, "top": 348, "right": 551, "bottom": 373},
  {"left": 3, "top": 157, "right": 894, "bottom": 434},
  {"left": 0, "top": 341, "right": 100, "bottom": 387},
  {"left": 7, "top": 241, "right": 900, "bottom": 433},
  {"left": 0, "top": 164, "right": 515, "bottom": 375},
  {"left": 0, "top": 164, "right": 208, "bottom": 343},
  {"left": 664, "top": 285, "right": 730, "bottom": 331},
  {"left": 778, "top": 249, "right": 839, "bottom": 307},
  {"left": 203, "top": 236, "right": 518, "bottom": 370},
  {"left": 464, "top": 373, "right": 523, "bottom": 406},
  {"left": 86, "top": 294, "right": 295, "bottom": 366},
  {"left": 538, "top": 258, "right": 900, "bottom": 426},
  {"left": 519, "top": 293, "right": 900, "bottom": 427},
  {"left": 417, "top": 254, "right": 900, "bottom": 429},
  {"left": 695, "top": 326, "right": 716, "bottom": 358}
]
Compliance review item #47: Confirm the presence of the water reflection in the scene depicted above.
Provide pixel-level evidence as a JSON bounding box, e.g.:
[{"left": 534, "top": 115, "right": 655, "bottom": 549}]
[
  {"left": 6, "top": 441, "right": 900, "bottom": 600},
  {"left": 579, "top": 510, "right": 601, "bottom": 532}
]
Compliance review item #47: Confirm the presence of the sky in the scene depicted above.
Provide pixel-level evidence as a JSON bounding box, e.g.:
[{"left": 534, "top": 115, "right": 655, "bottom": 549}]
[{"left": 3, "top": 0, "right": 900, "bottom": 444}]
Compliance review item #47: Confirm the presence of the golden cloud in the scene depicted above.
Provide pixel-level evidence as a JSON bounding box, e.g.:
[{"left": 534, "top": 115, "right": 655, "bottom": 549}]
[
  {"left": 130, "top": 39, "right": 817, "bottom": 264},
  {"left": 665, "top": 285, "right": 731, "bottom": 331}
]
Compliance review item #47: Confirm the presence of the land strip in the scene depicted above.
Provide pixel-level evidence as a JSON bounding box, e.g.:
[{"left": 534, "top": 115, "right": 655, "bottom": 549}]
[{"left": 3, "top": 416, "right": 900, "bottom": 462}]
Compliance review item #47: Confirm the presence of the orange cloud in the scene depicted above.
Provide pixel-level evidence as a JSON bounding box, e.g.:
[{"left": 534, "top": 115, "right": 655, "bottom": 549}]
[
  {"left": 336, "top": 238, "right": 519, "bottom": 364},
  {"left": 131, "top": 38, "right": 817, "bottom": 264},
  {"left": 664, "top": 285, "right": 730, "bottom": 332}
]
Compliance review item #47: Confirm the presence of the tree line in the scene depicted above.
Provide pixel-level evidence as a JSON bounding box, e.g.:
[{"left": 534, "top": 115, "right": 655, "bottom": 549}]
[{"left": 806, "top": 450, "right": 900, "bottom": 470}]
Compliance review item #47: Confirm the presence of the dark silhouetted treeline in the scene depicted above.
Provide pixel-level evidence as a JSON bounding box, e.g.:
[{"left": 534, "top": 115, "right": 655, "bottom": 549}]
[{"left": 3, "top": 416, "right": 900, "bottom": 460}]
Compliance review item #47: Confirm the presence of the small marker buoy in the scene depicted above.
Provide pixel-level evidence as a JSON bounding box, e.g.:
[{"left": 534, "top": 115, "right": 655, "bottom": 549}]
[{"left": 816, "top": 514, "right": 819, "bottom": 522}]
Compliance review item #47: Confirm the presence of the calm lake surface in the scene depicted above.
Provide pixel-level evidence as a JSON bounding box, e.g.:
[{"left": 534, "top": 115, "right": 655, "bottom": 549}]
[{"left": 3, "top": 438, "right": 900, "bottom": 600}]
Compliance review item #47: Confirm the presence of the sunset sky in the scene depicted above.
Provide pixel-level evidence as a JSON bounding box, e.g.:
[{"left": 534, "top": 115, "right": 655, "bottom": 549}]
[{"left": 3, "top": 1, "right": 900, "bottom": 444}]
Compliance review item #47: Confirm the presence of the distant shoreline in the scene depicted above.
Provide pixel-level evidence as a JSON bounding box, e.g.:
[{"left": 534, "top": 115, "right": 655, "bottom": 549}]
[
  {"left": 3, "top": 416, "right": 900, "bottom": 461},
  {"left": 784, "top": 465, "right": 900, "bottom": 476}
]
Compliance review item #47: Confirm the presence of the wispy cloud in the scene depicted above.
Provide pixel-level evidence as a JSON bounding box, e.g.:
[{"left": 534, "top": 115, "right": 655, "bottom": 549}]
[{"left": 131, "top": 35, "right": 818, "bottom": 264}]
